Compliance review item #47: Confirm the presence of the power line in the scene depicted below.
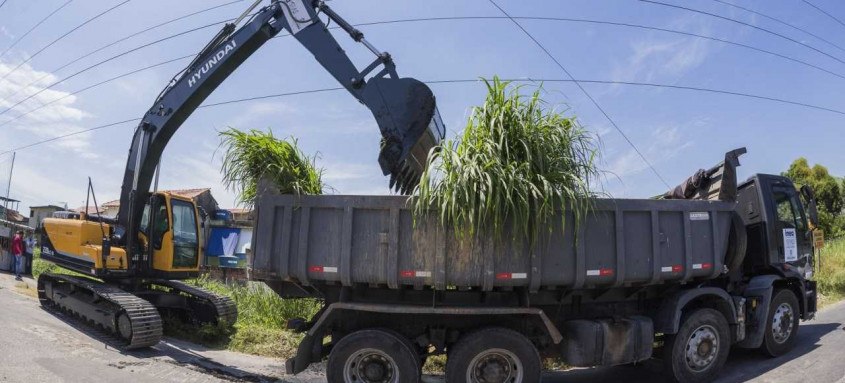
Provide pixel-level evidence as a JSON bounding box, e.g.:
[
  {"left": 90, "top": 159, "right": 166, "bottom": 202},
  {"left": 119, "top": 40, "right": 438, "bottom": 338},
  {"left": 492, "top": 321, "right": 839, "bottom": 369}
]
[
  {"left": 0, "top": 0, "right": 8, "bottom": 12},
  {"left": 0, "top": 0, "right": 130, "bottom": 85},
  {"left": 0, "top": 0, "right": 73, "bottom": 59},
  {"left": 712, "top": 0, "right": 845, "bottom": 54},
  {"left": 8, "top": 14, "right": 845, "bottom": 132},
  {"left": 1, "top": 118, "right": 140, "bottom": 156},
  {"left": 5, "top": 77, "right": 845, "bottom": 158},
  {"left": 355, "top": 16, "right": 845, "bottom": 81},
  {"left": 0, "top": 17, "right": 231, "bottom": 117},
  {"left": 639, "top": 0, "right": 845, "bottom": 66},
  {"left": 0, "top": 0, "right": 244, "bottom": 106},
  {"left": 0, "top": 55, "right": 192, "bottom": 129},
  {"left": 800, "top": 0, "right": 845, "bottom": 30},
  {"left": 488, "top": 0, "right": 670, "bottom": 188}
]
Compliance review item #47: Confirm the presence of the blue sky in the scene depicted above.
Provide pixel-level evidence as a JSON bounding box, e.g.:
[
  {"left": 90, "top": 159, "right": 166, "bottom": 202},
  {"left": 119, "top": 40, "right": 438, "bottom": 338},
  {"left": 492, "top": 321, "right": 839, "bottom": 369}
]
[{"left": 0, "top": 0, "right": 843, "bottom": 213}]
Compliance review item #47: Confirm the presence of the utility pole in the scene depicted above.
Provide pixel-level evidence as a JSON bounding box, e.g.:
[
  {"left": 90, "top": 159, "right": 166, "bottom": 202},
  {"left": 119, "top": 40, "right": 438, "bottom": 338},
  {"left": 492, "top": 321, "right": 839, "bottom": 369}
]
[{"left": 3, "top": 152, "right": 15, "bottom": 217}]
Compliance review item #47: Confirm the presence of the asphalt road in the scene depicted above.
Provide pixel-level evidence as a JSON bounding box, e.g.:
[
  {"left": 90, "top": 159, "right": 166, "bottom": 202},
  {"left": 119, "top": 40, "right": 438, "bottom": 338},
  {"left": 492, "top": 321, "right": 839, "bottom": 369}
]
[
  {"left": 541, "top": 300, "right": 845, "bottom": 383},
  {"left": 1, "top": 269, "right": 842, "bottom": 383},
  {"left": 0, "top": 272, "right": 324, "bottom": 383}
]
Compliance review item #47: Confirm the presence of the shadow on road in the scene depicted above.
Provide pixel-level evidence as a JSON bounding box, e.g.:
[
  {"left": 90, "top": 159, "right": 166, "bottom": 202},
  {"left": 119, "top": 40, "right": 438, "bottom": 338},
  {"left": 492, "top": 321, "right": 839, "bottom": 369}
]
[
  {"left": 39, "top": 305, "right": 278, "bottom": 382},
  {"left": 542, "top": 322, "right": 842, "bottom": 383}
]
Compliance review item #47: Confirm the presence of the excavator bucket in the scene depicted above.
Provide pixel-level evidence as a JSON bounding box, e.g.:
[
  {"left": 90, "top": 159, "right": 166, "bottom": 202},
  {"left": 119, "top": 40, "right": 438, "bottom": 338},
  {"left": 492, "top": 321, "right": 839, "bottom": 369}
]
[{"left": 362, "top": 77, "right": 445, "bottom": 194}]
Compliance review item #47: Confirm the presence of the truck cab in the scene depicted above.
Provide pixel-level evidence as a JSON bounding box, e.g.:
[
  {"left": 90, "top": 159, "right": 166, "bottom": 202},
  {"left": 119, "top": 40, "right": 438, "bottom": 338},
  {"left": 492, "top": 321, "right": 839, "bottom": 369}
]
[{"left": 737, "top": 174, "right": 819, "bottom": 318}]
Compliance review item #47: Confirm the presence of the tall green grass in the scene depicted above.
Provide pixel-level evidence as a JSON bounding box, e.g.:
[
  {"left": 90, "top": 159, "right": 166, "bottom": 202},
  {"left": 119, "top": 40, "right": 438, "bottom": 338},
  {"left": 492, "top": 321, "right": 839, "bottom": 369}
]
[
  {"left": 815, "top": 238, "right": 845, "bottom": 307},
  {"left": 219, "top": 128, "right": 324, "bottom": 208},
  {"left": 414, "top": 77, "right": 600, "bottom": 242},
  {"left": 189, "top": 275, "right": 322, "bottom": 358}
]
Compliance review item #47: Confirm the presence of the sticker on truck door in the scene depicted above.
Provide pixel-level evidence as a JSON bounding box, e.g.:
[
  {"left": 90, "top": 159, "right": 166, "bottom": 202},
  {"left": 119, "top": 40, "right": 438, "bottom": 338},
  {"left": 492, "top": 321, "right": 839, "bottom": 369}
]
[{"left": 783, "top": 228, "right": 798, "bottom": 262}]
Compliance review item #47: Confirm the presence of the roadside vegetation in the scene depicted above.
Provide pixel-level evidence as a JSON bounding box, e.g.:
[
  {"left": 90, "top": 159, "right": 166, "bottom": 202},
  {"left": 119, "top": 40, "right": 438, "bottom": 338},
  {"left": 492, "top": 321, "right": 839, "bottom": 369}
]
[
  {"left": 178, "top": 275, "right": 322, "bottom": 358},
  {"left": 815, "top": 239, "right": 845, "bottom": 307}
]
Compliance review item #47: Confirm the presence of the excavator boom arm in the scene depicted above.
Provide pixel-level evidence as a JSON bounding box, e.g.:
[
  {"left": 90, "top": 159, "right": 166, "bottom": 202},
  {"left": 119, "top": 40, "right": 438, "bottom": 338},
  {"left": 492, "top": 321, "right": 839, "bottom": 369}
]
[{"left": 117, "top": 0, "right": 444, "bottom": 263}]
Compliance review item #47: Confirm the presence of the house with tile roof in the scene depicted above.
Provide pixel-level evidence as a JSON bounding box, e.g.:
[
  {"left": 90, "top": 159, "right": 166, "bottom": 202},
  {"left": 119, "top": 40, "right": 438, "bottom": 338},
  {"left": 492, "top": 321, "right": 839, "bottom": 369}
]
[{"left": 93, "top": 188, "right": 219, "bottom": 220}]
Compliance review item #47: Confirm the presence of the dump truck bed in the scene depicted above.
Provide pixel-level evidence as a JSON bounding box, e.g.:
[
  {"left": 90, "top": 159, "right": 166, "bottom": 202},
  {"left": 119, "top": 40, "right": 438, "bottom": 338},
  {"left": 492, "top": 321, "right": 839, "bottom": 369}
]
[{"left": 250, "top": 195, "right": 735, "bottom": 291}]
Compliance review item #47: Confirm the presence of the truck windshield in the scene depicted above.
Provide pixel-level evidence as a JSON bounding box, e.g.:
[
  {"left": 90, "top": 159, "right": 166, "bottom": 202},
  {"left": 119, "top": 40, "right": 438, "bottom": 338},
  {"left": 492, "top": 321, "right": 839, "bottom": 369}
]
[{"left": 171, "top": 199, "right": 199, "bottom": 268}]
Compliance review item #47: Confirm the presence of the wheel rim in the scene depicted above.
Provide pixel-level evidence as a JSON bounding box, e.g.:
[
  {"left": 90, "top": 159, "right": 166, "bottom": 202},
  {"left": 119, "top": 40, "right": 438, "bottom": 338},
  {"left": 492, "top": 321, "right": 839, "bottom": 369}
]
[
  {"left": 117, "top": 313, "right": 133, "bottom": 340},
  {"left": 772, "top": 302, "right": 795, "bottom": 344},
  {"left": 343, "top": 348, "right": 399, "bottom": 383},
  {"left": 466, "top": 348, "right": 524, "bottom": 383},
  {"left": 684, "top": 324, "right": 719, "bottom": 372}
]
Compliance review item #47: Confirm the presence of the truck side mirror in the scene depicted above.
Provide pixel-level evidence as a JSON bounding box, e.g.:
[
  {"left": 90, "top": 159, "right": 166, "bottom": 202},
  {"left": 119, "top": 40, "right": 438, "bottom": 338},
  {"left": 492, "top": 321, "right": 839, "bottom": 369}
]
[{"left": 800, "top": 185, "right": 819, "bottom": 229}]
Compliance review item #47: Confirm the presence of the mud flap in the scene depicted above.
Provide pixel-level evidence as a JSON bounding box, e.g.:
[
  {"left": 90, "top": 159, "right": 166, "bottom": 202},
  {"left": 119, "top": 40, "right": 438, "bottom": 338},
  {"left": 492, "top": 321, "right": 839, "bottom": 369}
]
[{"left": 286, "top": 334, "right": 321, "bottom": 375}]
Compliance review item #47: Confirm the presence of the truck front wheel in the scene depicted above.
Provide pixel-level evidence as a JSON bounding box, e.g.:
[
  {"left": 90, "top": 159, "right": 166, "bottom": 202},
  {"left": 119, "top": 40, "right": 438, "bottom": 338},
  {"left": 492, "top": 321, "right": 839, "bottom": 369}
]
[
  {"left": 761, "top": 289, "right": 800, "bottom": 357},
  {"left": 663, "top": 308, "right": 730, "bottom": 383},
  {"left": 445, "top": 327, "right": 541, "bottom": 383},
  {"left": 326, "top": 328, "right": 421, "bottom": 383}
]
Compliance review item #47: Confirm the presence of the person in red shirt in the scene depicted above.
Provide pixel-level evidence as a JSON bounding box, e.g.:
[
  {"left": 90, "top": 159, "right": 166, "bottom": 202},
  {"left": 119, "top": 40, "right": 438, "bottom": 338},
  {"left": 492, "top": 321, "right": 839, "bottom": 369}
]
[{"left": 11, "top": 230, "right": 23, "bottom": 280}]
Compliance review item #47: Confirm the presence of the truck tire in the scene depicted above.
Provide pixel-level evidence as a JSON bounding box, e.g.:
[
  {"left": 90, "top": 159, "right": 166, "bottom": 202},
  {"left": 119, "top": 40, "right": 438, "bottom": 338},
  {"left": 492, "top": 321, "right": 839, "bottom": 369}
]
[
  {"left": 326, "top": 328, "right": 421, "bottom": 383},
  {"left": 445, "top": 327, "right": 541, "bottom": 383},
  {"left": 663, "top": 308, "right": 730, "bottom": 383},
  {"left": 761, "top": 289, "right": 800, "bottom": 357}
]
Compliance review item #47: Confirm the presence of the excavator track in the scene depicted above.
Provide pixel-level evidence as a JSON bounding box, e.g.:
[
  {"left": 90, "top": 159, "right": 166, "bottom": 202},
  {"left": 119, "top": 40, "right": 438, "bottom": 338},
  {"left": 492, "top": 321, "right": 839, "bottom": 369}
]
[
  {"left": 150, "top": 280, "right": 238, "bottom": 327},
  {"left": 37, "top": 273, "right": 163, "bottom": 349}
]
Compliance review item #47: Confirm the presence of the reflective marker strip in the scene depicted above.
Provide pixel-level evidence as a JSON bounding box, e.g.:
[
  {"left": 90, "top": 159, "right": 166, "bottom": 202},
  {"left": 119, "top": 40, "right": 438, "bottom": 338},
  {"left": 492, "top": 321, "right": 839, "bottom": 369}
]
[
  {"left": 400, "top": 270, "right": 431, "bottom": 278},
  {"left": 309, "top": 266, "right": 338, "bottom": 273},
  {"left": 692, "top": 263, "right": 713, "bottom": 270},
  {"left": 495, "top": 272, "right": 528, "bottom": 280},
  {"left": 587, "top": 269, "right": 614, "bottom": 276},
  {"left": 661, "top": 265, "right": 683, "bottom": 273}
]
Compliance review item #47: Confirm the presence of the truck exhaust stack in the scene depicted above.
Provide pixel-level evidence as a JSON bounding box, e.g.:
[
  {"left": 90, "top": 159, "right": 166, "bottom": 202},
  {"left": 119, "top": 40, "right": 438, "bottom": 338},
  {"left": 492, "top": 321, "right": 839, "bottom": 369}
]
[{"left": 362, "top": 77, "right": 445, "bottom": 194}]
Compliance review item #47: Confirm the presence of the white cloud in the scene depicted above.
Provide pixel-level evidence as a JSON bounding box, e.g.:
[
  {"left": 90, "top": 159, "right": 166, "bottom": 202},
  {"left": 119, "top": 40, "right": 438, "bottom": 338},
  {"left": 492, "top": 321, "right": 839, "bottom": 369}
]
[
  {"left": 605, "top": 15, "right": 715, "bottom": 95},
  {"left": 0, "top": 60, "right": 94, "bottom": 156},
  {"left": 610, "top": 37, "right": 710, "bottom": 85}
]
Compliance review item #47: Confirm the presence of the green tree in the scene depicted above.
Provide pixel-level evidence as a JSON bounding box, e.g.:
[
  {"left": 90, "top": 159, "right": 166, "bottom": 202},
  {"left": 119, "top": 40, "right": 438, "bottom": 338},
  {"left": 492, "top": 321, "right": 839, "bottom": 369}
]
[{"left": 784, "top": 158, "right": 845, "bottom": 237}]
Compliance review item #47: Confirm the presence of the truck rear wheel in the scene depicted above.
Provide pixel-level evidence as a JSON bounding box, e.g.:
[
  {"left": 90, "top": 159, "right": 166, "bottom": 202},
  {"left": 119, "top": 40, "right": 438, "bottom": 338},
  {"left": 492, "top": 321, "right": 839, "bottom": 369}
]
[
  {"left": 326, "top": 328, "right": 421, "bottom": 383},
  {"left": 446, "top": 327, "right": 541, "bottom": 383},
  {"left": 761, "top": 289, "right": 800, "bottom": 357},
  {"left": 663, "top": 308, "right": 730, "bottom": 383}
]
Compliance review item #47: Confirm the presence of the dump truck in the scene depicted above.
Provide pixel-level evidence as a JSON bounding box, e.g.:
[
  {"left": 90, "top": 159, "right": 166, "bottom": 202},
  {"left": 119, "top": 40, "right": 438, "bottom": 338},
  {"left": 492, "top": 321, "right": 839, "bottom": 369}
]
[{"left": 250, "top": 148, "right": 820, "bottom": 383}]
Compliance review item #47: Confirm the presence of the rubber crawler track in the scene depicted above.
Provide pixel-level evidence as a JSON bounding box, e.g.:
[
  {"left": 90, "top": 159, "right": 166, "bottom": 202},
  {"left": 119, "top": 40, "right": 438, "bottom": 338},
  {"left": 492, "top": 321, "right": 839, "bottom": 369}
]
[
  {"left": 152, "top": 279, "right": 238, "bottom": 326},
  {"left": 38, "top": 273, "right": 163, "bottom": 349}
]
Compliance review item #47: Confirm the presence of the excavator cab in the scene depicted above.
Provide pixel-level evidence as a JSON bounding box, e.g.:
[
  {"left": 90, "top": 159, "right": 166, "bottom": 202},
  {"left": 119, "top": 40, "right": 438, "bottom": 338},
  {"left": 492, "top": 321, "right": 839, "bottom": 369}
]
[{"left": 140, "top": 193, "right": 201, "bottom": 274}]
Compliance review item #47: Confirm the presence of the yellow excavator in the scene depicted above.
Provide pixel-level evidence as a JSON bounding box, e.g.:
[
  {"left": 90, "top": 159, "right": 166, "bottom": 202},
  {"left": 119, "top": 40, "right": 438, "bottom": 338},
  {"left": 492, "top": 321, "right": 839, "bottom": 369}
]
[{"left": 38, "top": 0, "right": 444, "bottom": 348}]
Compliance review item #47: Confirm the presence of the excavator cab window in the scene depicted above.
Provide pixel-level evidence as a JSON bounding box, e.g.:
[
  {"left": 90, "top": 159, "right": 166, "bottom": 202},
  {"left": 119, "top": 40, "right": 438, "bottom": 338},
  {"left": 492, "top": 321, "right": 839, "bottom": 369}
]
[
  {"left": 140, "top": 196, "right": 169, "bottom": 250},
  {"left": 170, "top": 199, "right": 199, "bottom": 268}
]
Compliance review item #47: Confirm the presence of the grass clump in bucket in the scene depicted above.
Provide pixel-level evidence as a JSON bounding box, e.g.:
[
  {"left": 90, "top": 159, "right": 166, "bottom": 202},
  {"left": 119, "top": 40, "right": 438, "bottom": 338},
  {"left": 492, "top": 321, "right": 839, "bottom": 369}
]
[
  {"left": 219, "top": 128, "right": 324, "bottom": 207},
  {"left": 414, "top": 77, "right": 600, "bottom": 241}
]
